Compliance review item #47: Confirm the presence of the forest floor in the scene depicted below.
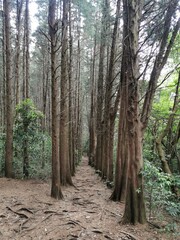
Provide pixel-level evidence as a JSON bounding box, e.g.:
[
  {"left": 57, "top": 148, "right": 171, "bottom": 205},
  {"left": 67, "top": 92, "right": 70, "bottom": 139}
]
[{"left": 0, "top": 157, "right": 178, "bottom": 240}]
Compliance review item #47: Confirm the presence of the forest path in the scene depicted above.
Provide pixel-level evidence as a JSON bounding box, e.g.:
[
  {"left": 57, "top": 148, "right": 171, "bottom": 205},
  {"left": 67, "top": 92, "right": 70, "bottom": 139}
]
[{"left": 0, "top": 157, "right": 169, "bottom": 240}]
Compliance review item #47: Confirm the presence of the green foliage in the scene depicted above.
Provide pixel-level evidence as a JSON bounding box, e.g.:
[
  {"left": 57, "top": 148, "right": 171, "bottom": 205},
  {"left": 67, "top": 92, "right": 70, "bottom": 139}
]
[
  {"left": 13, "top": 99, "right": 51, "bottom": 179},
  {"left": 28, "top": 133, "right": 52, "bottom": 179},
  {"left": 14, "top": 98, "right": 43, "bottom": 144},
  {"left": 163, "top": 223, "right": 179, "bottom": 236},
  {"left": 153, "top": 77, "right": 179, "bottom": 119},
  {"left": 15, "top": 98, "right": 43, "bottom": 134},
  {"left": 170, "top": 33, "right": 180, "bottom": 64},
  {"left": 144, "top": 75, "right": 180, "bottom": 169},
  {"left": 143, "top": 160, "right": 180, "bottom": 219}
]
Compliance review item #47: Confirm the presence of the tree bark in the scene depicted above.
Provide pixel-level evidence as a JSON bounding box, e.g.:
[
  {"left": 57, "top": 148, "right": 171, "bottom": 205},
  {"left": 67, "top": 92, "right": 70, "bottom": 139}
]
[
  {"left": 41, "top": 53, "right": 49, "bottom": 168},
  {"left": 95, "top": 0, "right": 108, "bottom": 172},
  {"left": 60, "top": 0, "right": 73, "bottom": 186},
  {"left": 1, "top": 7, "right": 6, "bottom": 132},
  {"left": 102, "top": 0, "right": 121, "bottom": 181},
  {"left": 49, "top": 0, "right": 63, "bottom": 199},
  {"left": 15, "top": 0, "right": 23, "bottom": 105},
  {"left": 4, "top": 0, "right": 13, "bottom": 178},
  {"left": 25, "top": 0, "right": 30, "bottom": 99},
  {"left": 111, "top": 0, "right": 146, "bottom": 224},
  {"left": 89, "top": 35, "right": 97, "bottom": 167},
  {"left": 68, "top": 0, "right": 75, "bottom": 176}
]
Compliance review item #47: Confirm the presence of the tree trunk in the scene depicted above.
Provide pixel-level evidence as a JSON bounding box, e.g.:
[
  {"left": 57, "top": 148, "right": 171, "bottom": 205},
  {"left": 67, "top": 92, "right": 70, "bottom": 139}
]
[
  {"left": 21, "top": 0, "right": 30, "bottom": 176},
  {"left": 15, "top": 0, "right": 23, "bottom": 105},
  {"left": 1, "top": 7, "right": 6, "bottom": 132},
  {"left": 49, "top": 0, "right": 63, "bottom": 199},
  {"left": 4, "top": 0, "right": 13, "bottom": 178},
  {"left": 60, "top": 0, "right": 73, "bottom": 186},
  {"left": 68, "top": 0, "right": 75, "bottom": 176},
  {"left": 25, "top": 0, "right": 30, "bottom": 99},
  {"left": 41, "top": 55, "right": 49, "bottom": 168},
  {"left": 73, "top": 12, "right": 82, "bottom": 167},
  {"left": 23, "top": 121, "right": 29, "bottom": 177},
  {"left": 95, "top": 0, "right": 108, "bottom": 172},
  {"left": 110, "top": 87, "right": 128, "bottom": 202},
  {"left": 102, "top": 0, "right": 121, "bottom": 180},
  {"left": 122, "top": 0, "right": 146, "bottom": 224},
  {"left": 111, "top": 0, "right": 146, "bottom": 224},
  {"left": 89, "top": 35, "right": 97, "bottom": 167}
]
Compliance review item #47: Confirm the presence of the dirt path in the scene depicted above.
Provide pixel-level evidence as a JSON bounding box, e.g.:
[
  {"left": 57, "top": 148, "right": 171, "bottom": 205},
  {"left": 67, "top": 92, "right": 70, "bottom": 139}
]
[{"left": 0, "top": 157, "right": 175, "bottom": 239}]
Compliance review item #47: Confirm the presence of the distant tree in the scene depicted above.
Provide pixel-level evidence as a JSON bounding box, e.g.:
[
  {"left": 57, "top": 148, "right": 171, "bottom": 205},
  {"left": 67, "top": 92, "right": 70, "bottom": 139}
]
[
  {"left": 0, "top": 0, "right": 6, "bottom": 132},
  {"left": 14, "top": 0, "right": 23, "bottom": 105},
  {"left": 4, "top": 0, "right": 13, "bottom": 178},
  {"left": 95, "top": 0, "right": 108, "bottom": 171},
  {"left": 88, "top": 34, "right": 97, "bottom": 167},
  {"left": 23, "top": 0, "right": 30, "bottom": 99}
]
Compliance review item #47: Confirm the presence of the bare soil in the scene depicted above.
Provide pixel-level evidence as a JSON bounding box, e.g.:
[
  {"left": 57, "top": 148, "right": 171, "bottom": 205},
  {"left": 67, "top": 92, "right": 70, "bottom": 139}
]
[{"left": 0, "top": 157, "right": 178, "bottom": 240}]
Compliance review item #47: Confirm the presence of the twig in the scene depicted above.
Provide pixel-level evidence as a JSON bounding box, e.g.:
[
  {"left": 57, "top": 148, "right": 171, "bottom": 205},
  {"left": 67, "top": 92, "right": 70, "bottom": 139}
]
[
  {"left": 120, "top": 230, "right": 138, "bottom": 240},
  {"left": 21, "top": 213, "right": 54, "bottom": 233}
]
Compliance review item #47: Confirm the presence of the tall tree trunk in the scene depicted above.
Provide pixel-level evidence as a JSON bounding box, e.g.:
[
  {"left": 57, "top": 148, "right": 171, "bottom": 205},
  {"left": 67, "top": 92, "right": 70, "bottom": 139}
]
[
  {"left": 102, "top": 0, "right": 121, "bottom": 180},
  {"left": 22, "top": 0, "right": 30, "bottom": 177},
  {"left": 95, "top": 0, "right": 108, "bottom": 172},
  {"left": 101, "top": 0, "right": 111, "bottom": 179},
  {"left": 60, "top": 0, "right": 73, "bottom": 186},
  {"left": 122, "top": 0, "right": 146, "bottom": 224},
  {"left": 49, "top": 0, "right": 63, "bottom": 199},
  {"left": 111, "top": 0, "right": 146, "bottom": 224},
  {"left": 25, "top": 0, "right": 30, "bottom": 99},
  {"left": 15, "top": 0, "right": 23, "bottom": 105},
  {"left": 1, "top": 7, "right": 6, "bottom": 132},
  {"left": 74, "top": 11, "right": 82, "bottom": 167},
  {"left": 4, "top": 0, "right": 13, "bottom": 178},
  {"left": 68, "top": 0, "right": 75, "bottom": 175},
  {"left": 89, "top": 35, "right": 97, "bottom": 167},
  {"left": 42, "top": 54, "right": 49, "bottom": 168},
  {"left": 22, "top": 29, "right": 26, "bottom": 100}
]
